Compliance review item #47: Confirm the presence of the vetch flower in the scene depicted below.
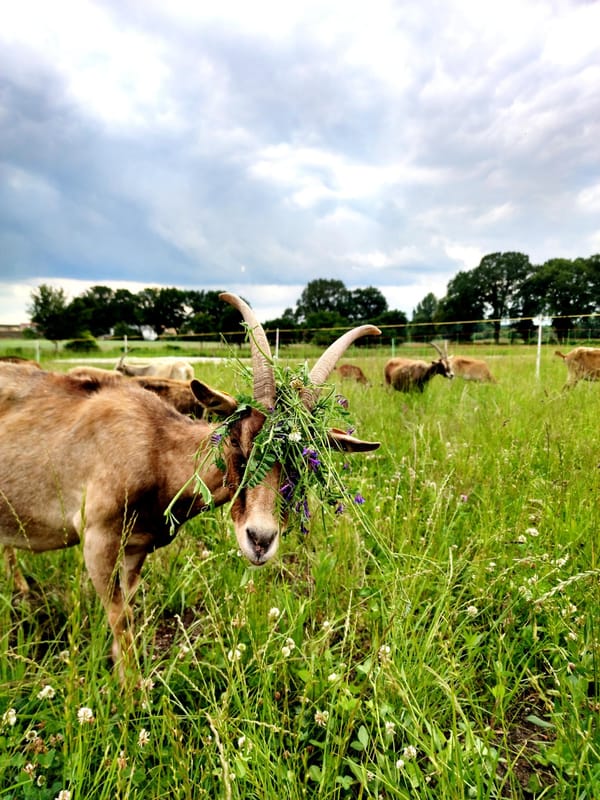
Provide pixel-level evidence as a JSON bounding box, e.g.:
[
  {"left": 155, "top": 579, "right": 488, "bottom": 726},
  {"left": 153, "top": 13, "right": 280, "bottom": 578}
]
[
  {"left": 302, "top": 447, "right": 321, "bottom": 472},
  {"left": 354, "top": 493, "right": 366, "bottom": 505}
]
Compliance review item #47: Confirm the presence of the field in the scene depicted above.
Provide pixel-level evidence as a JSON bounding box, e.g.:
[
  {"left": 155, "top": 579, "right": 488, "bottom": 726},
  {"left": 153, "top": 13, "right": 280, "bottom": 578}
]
[{"left": 1, "top": 345, "right": 599, "bottom": 798}]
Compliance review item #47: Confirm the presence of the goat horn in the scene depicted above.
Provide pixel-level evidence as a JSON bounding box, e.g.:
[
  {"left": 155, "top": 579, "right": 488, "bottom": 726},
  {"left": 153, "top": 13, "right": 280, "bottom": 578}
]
[
  {"left": 300, "top": 324, "right": 381, "bottom": 407},
  {"left": 430, "top": 341, "right": 443, "bottom": 358},
  {"left": 219, "top": 292, "right": 276, "bottom": 407}
]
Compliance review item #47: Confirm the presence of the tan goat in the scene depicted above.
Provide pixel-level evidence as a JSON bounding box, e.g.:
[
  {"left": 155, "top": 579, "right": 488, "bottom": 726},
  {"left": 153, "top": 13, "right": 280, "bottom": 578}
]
[
  {"left": 115, "top": 356, "right": 195, "bottom": 381},
  {"left": 336, "top": 364, "right": 369, "bottom": 385},
  {"left": 448, "top": 355, "right": 496, "bottom": 383},
  {"left": 555, "top": 347, "right": 600, "bottom": 388},
  {"left": 1, "top": 293, "right": 380, "bottom": 675},
  {"left": 69, "top": 366, "right": 215, "bottom": 417}
]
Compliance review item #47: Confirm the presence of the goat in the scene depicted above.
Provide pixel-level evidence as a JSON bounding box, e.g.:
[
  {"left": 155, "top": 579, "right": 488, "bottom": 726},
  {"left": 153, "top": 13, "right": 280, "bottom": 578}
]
[
  {"left": 68, "top": 366, "right": 214, "bottom": 417},
  {"left": 384, "top": 342, "right": 454, "bottom": 392},
  {"left": 336, "top": 364, "right": 369, "bottom": 385},
  {"left": 115, "top": 356, "right": 195, "bottom": 382},
  {"left": 448, "top": 355, "right": 496, "bottom": 383},
  {"left": 1, "top": 293, "right": 380, "bottom": 675},
  {"left": 555, "top": 347, "right": 600, "bottom": 389}
]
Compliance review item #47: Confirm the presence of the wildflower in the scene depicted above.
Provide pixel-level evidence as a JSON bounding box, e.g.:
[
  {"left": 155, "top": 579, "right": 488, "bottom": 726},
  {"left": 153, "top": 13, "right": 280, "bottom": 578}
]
[
  {"left": 117, "top": 750, "right": 128, "bottom": 769},
  {"left": 55, "top": 791, "right": 72, "bottom": 800},
  {"left": 385, "top": 721, "right": 396, "bottom": 738},
  {"left": 2, "top": 708, "right": 17, "bottom": 728},
  {"left": 460, "top": 493, "right": 469, "bottom": 503},
  {"left": 395, "top": 758, "right": 405, "bottom": 769},
  {"left": 288, "top": 429, "right": 302, "bottom": 442},
  {"left": 77, "top": 706, "right": 95, "bottom": 725},
  {"left": 314, "top": 709, "right": 329, "bottom": 727},
  {"left": 23, "top": 763, "right": 36, "bottom": 777},
  {"left": 466, "top": 605, "right": 478, "bottom": 617},
  {"left": 282, "top": 637, "right": 296, "bottom": 657},
  {"left": 336, "top": 394, "right": 349, "bottom": 409},
  {"left": 228, "top": 643, "right": 246, "bottom": 662},
  {"left": 322, "top": 620, "right": 333, "bottom": 633},
  {"left": 37, "top": 685, "right": 56, "bottom": 700},
  {"left": 138, "top": 677, "right": 155, "bottom": 693},
  {"left": 281, "top": 645, "right": 293, "bottom": 658},
  {"left": 138, "top": 728, "right": 150, "bottom": 747},
  {"left": 354, "top": 493, "right": 366, "bottom": 505},
  {"left": 526, "top": 527, "right": 540, "bottom": 537},
  {"left": 268, "top": 607, "right": 281, "bottom": 622},
  {"left": 403, "top": 745, "right": 417, "bottom": 760},
  {"left": 210, "top": 432, "right": 223, "bottom": 446},
  {"left": 327, "top": 672, "right": 339, "bottom": 682},
  {"left": 378, "top": 644, "right": 392, "bottom": 664},
  {"left": 335, "top": 502, "right": 345, "bottom": 515},
  {"left": 516, "top": 534, "right": 527, "bottom": 544},
  {"left": 302, "top": 447, "right": 321, "bottom": 472}
]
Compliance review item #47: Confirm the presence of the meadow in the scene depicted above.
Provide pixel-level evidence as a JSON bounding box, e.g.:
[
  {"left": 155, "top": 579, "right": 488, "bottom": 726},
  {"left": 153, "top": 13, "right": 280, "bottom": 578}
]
[{"left": 0, "top": 344, "right": 599, "bottom": 799}]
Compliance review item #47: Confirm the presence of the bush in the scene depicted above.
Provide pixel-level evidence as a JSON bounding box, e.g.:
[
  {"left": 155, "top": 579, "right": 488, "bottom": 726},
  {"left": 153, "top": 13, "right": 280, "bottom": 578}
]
[{"left": 63, "top": 332, "right": 100, "bottom": 353}]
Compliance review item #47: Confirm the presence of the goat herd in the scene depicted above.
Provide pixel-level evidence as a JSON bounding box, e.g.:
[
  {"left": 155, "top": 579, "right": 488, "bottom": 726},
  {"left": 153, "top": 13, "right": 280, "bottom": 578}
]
[{"left": 1, "top": 291, "right": 599, "bottom": 680}]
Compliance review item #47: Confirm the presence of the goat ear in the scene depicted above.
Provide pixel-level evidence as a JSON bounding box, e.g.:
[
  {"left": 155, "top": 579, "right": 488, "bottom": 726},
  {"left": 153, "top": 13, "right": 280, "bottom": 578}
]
[
  {"left": 327, "top": 428, "right": 380, "bottom": 452},
  {"left": 190, "top": 380, "right": 238, "bottom": 414}
]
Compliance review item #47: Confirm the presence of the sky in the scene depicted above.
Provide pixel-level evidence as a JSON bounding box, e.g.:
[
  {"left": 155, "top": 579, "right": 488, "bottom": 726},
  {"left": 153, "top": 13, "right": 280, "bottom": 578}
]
[{"left": 1, "top": 0, "right": 599, "bottom": 326}]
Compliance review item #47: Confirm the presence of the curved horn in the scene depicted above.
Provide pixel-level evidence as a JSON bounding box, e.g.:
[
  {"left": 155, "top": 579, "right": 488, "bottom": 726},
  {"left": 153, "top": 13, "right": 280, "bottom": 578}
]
[
  {"left": 309, "top": 325, "right": 381, "bottom": 386},
  {"left": 430, "top": 341, "right": 443, "bottom": 359},
  {"left": 219, "top": 292, "right": 276, "bottom": 407}
]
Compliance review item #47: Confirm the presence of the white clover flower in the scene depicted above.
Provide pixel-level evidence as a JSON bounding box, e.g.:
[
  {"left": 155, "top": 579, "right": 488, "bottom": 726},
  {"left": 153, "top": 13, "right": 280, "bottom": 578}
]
[
  {"left": 395, "top": 758, "right": 405, "bottom": 769},
  {"left": 288, "top": 430, "right": 302, "bottom": 443},
  {"left": 526, "top": 527, "right": 540, "bottom": 537},
  {"left": 23, "top": 762, "right": 36, "bottom": 776},
  {"left": 378, "top": 644, "right": 392, "bottom": 664},
  {"left": 55, "top": 792, "right": 71, "bottom": 800},
  {"left": 281, "top": 645, "right": 293, "bottom": 658},
  {"left": 466, "top": 605, "right": 478, "bottom": 617},
  {"left": 403, "top": 745, "right": 417, "bottom": 760},
  {"left": 77, "top": 706, "right": 94, "bottom": 725},
  {"left": 385, "top": 721, "right": 396, "bottom": 738},
  {"left": 314, "top": 709, "right": 329, "bottom": 727},
  {"left": 516, "top": 534, "right": 527, "bottom": 544},
  {"left": 2, "top": 708, "right": 17, "bottom": 727},
  {"left": 37, "top": 685, "right": 56, "bottom": 700},
  {"left": 228, "top": 643, "right": 246, "bottom": 661},
  {"left": 321, "top": 620, "right": 333, "bottom": 633},
  {"left": 138, "top": 728, "right": 150, "bottom": 747},
  {"left": 268, "top": 607, "right": 281, "bottom": 622},
  {"left": 327, "top": 672, "right": 339, "bottom": 682}
]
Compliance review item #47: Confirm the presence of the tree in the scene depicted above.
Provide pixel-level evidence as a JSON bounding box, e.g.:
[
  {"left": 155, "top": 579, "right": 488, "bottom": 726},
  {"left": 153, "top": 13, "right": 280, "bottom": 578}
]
[
  {"left": 372, "top": 309, "right": 408, "bottom": 345},
  {"left": 347, "top": 287, "right": 388, "bottom": 323},
  {"left": 411, "top": 292, "right": 439, "bottom": 343},
  {"left": 294, "top": 279, "right": 350, "bottom": 324},
  {"left": 526, "top": 257, "right": 594, "bottom": 343},
  {"left": 28, "top": 284, "right": 78, "bottom": 345},
  {"left": 437, "top": 271, "right": 486, "bottom": 342},
  {"left": 472, "top": 252, "right": 531, "bottom": 343},
  {"left": 137, "top": 287, "right": 189, "bottom": 335}
]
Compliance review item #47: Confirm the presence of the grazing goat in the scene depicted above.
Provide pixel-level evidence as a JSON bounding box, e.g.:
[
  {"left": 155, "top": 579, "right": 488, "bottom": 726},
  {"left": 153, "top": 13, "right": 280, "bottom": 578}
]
[
  {"left": 448, "top": 355, "right": 496, "bottom": 383},
  {"left": 555, "top": 347, "right": 600, "bottom": 388},
  {"left": 384, "top": 342, "right": 454, "bottom": 392},
  {"left": 0, "top": 293, "right": 380, "bottom": 675},
  {"left": 68, "top": 366, "right": 214, "bottom": 417},
  {"left": 336, "top": 364, "right": 369, "bottom": 385},
  {"left": 115, "top": 356, "right": 194, "bottom": 382}
]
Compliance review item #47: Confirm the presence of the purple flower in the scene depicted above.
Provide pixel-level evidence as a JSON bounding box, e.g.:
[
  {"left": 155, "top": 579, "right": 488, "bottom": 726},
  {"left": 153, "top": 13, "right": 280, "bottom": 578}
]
[
  {"left": 354, "top": 493, "right": 366, "bottom": 505},
  {"left": 302, "top": 447, "right": 321, "bottom": 472},
  {"left": 335, "top": 503, "right": 345, "bottom": 515},
  {"left": 210, "top": 432, "right": 223, "bottom": 446},
  {"left": 336, "top": 394, "right": 349, "bottom": 409}
]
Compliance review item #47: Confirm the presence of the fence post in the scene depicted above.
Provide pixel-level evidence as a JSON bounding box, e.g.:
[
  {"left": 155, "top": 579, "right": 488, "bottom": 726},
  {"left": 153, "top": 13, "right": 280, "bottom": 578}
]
[{"left": 535, "top": 319, "right": 543, "bottom": 380}]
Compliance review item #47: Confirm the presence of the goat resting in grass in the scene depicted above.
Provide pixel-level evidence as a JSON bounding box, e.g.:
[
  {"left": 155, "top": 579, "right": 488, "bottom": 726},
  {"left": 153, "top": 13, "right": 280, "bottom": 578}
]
[
  {"left": 0, "top": 293, "right": 380, "bottom": 677},
  {"left": 384, "top": 341, "right": 454, "bottom": 392},
  {"left": 115, "top": 356, "right": 194, "bottom": 381}
]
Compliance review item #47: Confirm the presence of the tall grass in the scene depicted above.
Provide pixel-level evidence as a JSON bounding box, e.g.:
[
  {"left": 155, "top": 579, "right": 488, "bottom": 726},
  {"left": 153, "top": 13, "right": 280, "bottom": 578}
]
[{"left": 1, "top": 348, "right": 599, "bottom": 798}]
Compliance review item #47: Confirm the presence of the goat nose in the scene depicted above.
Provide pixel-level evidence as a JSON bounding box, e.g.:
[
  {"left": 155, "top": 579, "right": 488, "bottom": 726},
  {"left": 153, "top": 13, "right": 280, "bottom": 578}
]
[{"left": 246, "top": 527, "right": 276, "bottom": 563}]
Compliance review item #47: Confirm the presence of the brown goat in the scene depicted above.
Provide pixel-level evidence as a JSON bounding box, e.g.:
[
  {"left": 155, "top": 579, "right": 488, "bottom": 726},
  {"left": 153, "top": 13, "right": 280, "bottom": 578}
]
[
  {"left": 555, "top": 347, "right": 600, "bottom": 389},
  {"left": 384, "top": 342, "right": 454, "bottom": 392},
  {"left": 336, "top": 364, "right": 369, "bottom": 385},
  {"left": 448, "top": 355, "right": 496, "bottom": 383},
  {"left": 1, "top": 293, "right": 380, "bottom": 675}
]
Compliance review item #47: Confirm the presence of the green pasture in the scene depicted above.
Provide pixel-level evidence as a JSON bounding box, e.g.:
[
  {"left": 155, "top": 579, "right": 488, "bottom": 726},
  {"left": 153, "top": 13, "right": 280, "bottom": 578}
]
[{"left": 1, "top": 346, "right": 599, "bottom": 798}]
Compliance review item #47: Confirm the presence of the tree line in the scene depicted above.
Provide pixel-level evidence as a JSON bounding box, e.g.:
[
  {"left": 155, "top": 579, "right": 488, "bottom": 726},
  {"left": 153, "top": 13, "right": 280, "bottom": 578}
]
[{"left": 27, "top": 251, "right": 600, "bottom": 347}]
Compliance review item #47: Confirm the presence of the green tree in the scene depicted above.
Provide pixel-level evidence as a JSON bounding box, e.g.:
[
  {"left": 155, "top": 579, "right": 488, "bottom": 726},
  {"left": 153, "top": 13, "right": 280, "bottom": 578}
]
[
  {"left": 372, "top": 309, "right": 408, "bottom": 345},
  {"left": 437, "top": 270, "right": 486, "bottom": 342},
  {"left": 137, "top": 287, "right": 189, "bottom": 335},
  {"left": 411, "top": 292, "right": 439, "bottom": 343},
  {"left": 472, "top": 252, "right": 531, "bottom": 343},
  {"left": 347, "top": 287, "right": 388, "bottom": 323},
  {"left": 294, "top": 279, "right": 350, "bottom": 324},
  {"left": 28, "top": 284, "right": 78, "bottom": 345}
]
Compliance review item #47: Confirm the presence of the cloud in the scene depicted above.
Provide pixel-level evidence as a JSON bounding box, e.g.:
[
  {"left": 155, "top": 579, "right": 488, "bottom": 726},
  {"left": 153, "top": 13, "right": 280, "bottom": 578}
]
[{"left": 1, "top": 0, "right": 599, "bottom": 327}]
